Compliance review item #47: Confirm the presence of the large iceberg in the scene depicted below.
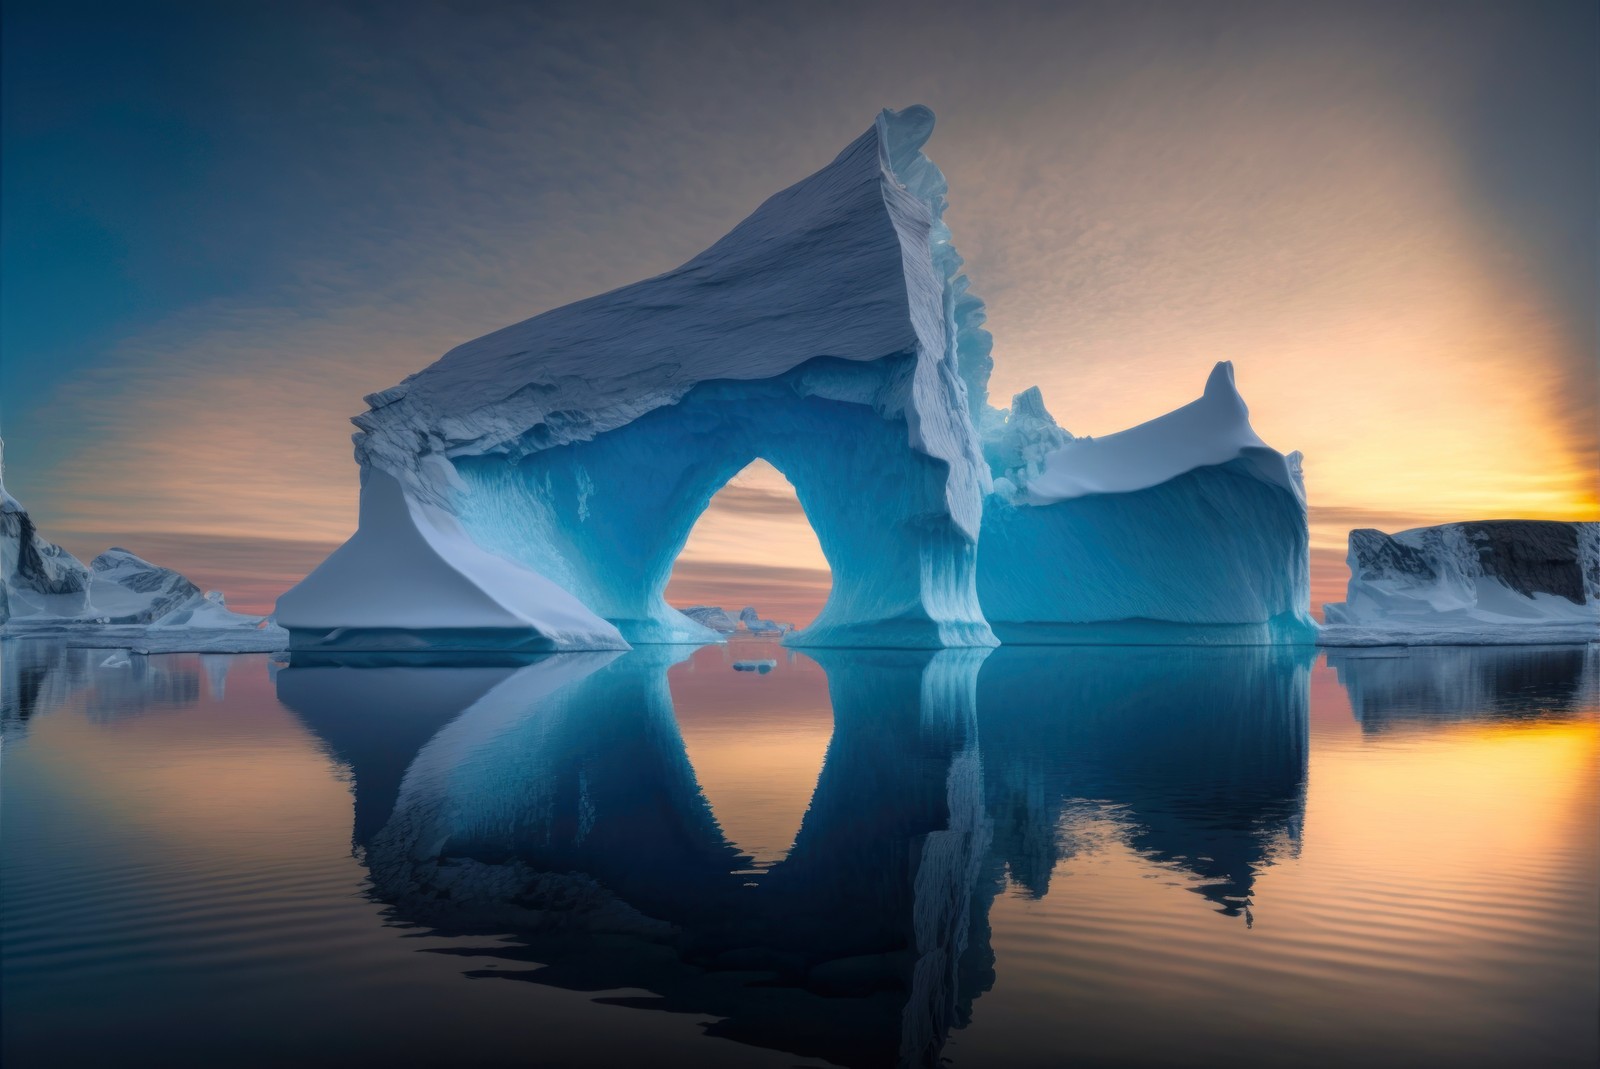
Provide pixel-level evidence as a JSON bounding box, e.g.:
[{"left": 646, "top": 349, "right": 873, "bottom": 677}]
[
  {"left": 278, "top": 106, "right": 1313, "bottom": 653},
  {"left": 975, "top": 362, "right": 1315, "bottom": 644},
  {"left": 1, "top": 444, "right": 286, "bottom": 652},
  {"left": 280, "top": 105, "right": 995, "bottom": 652},
  {"left": 1320, "top": 520, "right": 1600, "bottom": 646}
]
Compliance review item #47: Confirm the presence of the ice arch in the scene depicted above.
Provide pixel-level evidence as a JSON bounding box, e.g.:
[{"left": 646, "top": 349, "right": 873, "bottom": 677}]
[{"left": 452, "top": 361, "right": 988, "bottom": 647}]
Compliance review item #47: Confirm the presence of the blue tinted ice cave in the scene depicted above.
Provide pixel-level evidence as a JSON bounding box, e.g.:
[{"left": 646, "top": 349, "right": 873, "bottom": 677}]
[{"left": 277, "top": 106, "right": 1315, "bottom": 653}]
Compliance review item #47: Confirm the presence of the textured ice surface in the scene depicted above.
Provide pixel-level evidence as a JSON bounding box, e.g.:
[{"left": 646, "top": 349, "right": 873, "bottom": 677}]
[
  {"left": 280, "top": 109, "right": 1313, "bottom": 652},
  {"left": 976, "top": 363, "right": 1315, "bottom": 644},
  {"left": 1320, "top": 521, "right": 1600, "bottom": 646}
]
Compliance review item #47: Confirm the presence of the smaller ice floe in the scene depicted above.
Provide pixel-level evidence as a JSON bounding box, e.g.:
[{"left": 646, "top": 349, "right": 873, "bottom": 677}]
[
  {"left": 732, "top": 659, "right": 777, "bottom": 674},
  {"left": 1320, "top": 520, "right": 1600, "bottom": 646}
]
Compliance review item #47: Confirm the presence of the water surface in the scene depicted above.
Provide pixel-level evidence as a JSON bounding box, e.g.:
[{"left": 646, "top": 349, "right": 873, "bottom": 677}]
[{"left": 3, "top": 638, "right": 1595, "bottom": 1067}]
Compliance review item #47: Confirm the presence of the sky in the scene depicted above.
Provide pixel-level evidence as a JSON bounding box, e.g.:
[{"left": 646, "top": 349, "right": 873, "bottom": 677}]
[{"left": 2, "top": 0, "right": 1596, "bottom": 621}]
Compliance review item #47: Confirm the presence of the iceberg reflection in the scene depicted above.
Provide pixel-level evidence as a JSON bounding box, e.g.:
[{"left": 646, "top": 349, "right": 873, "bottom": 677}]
[
  {"left": 277, "top": 642, "right": 1313, "bottom": 1067},
  {"left": 1, "top": 640, "right": 226, "bottom": 734},
  {"left": 977, "top": 646, "right": 1311, "bottom": 913},
  {"left": 1328, "top": 644, "right": 1599, "bottom": 731}
]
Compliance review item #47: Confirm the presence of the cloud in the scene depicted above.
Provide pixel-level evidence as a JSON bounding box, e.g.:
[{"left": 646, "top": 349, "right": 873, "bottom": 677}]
[
  {"left": 700, "top": 484, "right": 808, "bottom": 519},
  {"left": 6, "top": 0, "right": 1593, "bottom": 606}
]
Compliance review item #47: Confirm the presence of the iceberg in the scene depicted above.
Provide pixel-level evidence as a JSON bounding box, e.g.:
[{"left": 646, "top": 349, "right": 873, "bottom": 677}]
[
  {"left": 680, "top": 605, "right": 740, "bottom": 633},
  {"left": 0, "top": 443, "right": 286, "bottom": 652},
  {"left": 738, "top": 606, "right": 793, "bottom": 634},
  {"left": 677, "top": 604, "right": 792, "bottom": 635},
  {"left": 1, "top": 447, "right": 92, "bottom": 624},
  {"left": 278, "top": 105, "right": 996, "bottom": 653},
  {"left": 278, "top": 107, "right": 1313, "bottom": 653},
  {"left": 1320, "top": 521, "right": 1600, "bottom": 646},
  {"left": 975, "top": 363, "right": 1316, "bottom": 644}
]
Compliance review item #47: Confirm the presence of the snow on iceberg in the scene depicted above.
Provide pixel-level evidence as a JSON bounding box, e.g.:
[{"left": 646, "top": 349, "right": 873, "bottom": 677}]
[
  {"left": 976, "top": 363, "right": 1316, "bottom": 644},
  {"left": 1320, "top": 521, "right": 1600, "bottom": 646},
  {"left": 281, "top": 105, "right": 997, "bottom": 652}
]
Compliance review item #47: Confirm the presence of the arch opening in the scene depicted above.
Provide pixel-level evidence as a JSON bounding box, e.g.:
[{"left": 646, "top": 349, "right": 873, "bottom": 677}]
[{"left": 666, "top": 459, "right": 833, "bottom": 634}]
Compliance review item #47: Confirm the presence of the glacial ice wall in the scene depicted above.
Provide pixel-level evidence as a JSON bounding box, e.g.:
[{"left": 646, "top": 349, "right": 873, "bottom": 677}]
[
  {"left": 1321, "top": 520, "right": 1600, "bottom": 646},
  {"left": 975, "top": 363, "right": 1316, "bottom": 644}
]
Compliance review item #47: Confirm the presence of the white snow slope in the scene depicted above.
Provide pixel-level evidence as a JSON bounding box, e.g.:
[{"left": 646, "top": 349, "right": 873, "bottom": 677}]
[
  {"left": 275, "top": 468, "right": 626, "bottom": 653},
  {"left": 1321, "top": 521, "right": 1600, "bottom": 646}
]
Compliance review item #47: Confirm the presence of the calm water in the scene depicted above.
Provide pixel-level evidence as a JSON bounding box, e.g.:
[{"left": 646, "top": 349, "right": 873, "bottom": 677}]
[{"left": 3, "top": 638, "right": 1596, "bottom": 1068}]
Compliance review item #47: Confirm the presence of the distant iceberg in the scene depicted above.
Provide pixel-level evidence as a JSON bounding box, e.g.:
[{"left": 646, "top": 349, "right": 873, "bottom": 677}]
[
  {"left": 680, "top": 606, "right": 740, "bottom": 633},
  {"left": 738, "top": 606, "right": 793, "bottom": 634},
  {"left": 1, "top": 443, "right": 286, "bottom": 653},
  {"left": 679, "top": 605, "right": 793, "bottom": 635},
  {"left": 1320, "top": 520, "right": 1600, "bottom": 646}
]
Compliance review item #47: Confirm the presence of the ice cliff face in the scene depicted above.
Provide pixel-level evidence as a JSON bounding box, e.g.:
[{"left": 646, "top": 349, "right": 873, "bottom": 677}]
[
  {"left": 278, "top": 107, "right": 1314, "bottom": 653},
  {"left": 1321, "top": 521, "right": 1600, "bottom": 645},
  {"left": 975, "top": 363, "right": 1315, "bottom": 644}
]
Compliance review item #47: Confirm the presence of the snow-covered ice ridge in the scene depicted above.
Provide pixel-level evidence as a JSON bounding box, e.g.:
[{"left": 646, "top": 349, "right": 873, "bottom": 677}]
[
  {"left": 1320, "top": 521, "right": 1600, "bottom": 646},
  {"left": 1, "top": 445, "right": 287, "bottom": 653},
  {"left": 279, "top": 106, "right": 1314, "bottom": 653}
]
